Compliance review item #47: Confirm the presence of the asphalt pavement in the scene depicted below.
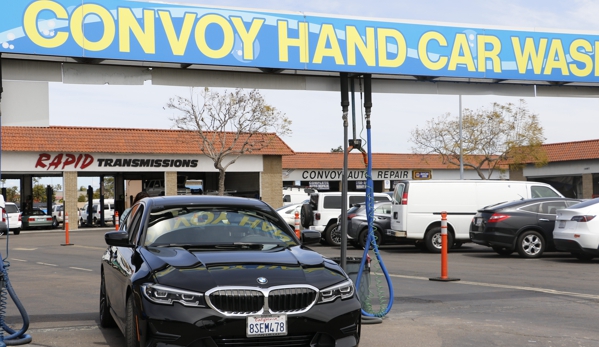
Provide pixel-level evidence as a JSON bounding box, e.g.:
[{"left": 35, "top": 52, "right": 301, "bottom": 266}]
[{"left": 1, "top": 228, "right": 598, "bottom": 347}]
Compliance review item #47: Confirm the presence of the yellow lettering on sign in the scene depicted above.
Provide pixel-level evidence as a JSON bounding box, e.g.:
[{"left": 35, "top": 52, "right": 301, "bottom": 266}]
[
  {"left": 211, "top": 212, "right": 228, "bottom": 225},
  {"left": 174, "top": 216, "right": 191, "bottom": 228},
  {"left": 24, "top": 1, "right": 69, "bottom": 48},
  {"left": 512, "top": 37, "right": 548, "bottom": 74},
  {"left": 377, "top": 28, "right": 406, "bottom": 68},
  {"left": 477, "top": 35, "right": 502, "bottom": 73},
  {"left": 568, "top": 39, "right": 593, "bottom": 77},
  {"left": 418, "top": 31, "right": 448, "bottom": 70},
  {"left": 159, "top": 11, "right": 196, "bottom": 56},
  {"left": 278, "top": 21, "right": 309, "bottom": 63},
  {"left": 448, "top": 34, "right": 475, "bottom": 71},
  {"left": 231, "top": 17, "right": 264, "bottom": 60},
  {"left": 195, "top": 14, "right": 234, "bottom": 59},
  {"left": 70, "top": 4, "right": 116, "bottom": 51},
  {"left": 543, "top": 39, "right": 569, "bottom": 76},
  {"left": 313, "top": 24, "right": 345, "bottom": 65},
  {"left": 118, "top": 8, "right": 155, "bottom": 54},
  {"left": 346, "top": 26, "right": 376, "bottom": 66}
]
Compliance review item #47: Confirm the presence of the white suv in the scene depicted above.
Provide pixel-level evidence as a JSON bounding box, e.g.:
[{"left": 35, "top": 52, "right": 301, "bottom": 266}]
[
  {"left": 2, "top": 202, "right": 22, "bottom": 235},
  {"left": 300, "top": 192, "right": 392, "bottom": 246}
]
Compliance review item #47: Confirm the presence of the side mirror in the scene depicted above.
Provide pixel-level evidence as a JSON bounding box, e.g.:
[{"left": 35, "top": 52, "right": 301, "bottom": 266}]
[
  {"left": 301, "top": 230, "right": 321, "bottom": 245},
  {"left": 105, "top": 231, "right": 133, "bottom": 247}
]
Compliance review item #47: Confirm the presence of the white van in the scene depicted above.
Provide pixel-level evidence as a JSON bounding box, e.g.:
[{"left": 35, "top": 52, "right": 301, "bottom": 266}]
[
  {"left": 283, "top": 186, "right": 317, "bottom": 206},
  {"left": 81, "top": 199, "right": 115, "bottom": 225},
  {"left": 390, "top": 180, "right": 564, "bottom": 252}
]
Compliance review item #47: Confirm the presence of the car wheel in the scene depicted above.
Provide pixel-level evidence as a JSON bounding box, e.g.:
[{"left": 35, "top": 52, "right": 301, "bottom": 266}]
[
  {"left": 13, "top": 229, "right": 20, "bottom": 236},
  {"left": 300, "top": 204, "right": 313, "bottom": 228},
  {"left": 125, "top": 295, "right": 139, "bottom": 347},
  {"left": 571, "top": 252, "right": 594, "bottom": 261},
  {"left": 358, "top": 228, "right": 382, "bottom": 250},
  {"left": 93, "top": 217, "right": 98, "bottom": 225},
  {"left": 52, "top": 217, "right": 59, "bottom": 228},
  {"left": 424, "top": 227, "right": 453, "bottom": 253},
  {"left": 492, "top": 246, "right": 514, "bottom": 256},
  {"left": 516, "top": 230, "right": 545, "bottom": 258},
  {"left": 99, "top": 273, "right": 116, "bottom": 328},
  {"left": 324, "top": 224, "right": 341, "bottom": 246}
]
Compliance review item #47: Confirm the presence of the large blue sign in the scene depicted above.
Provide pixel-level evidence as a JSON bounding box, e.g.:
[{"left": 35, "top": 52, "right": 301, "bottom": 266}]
[{"left": 1, "top": 0, "right": 598, "bottom": 82}]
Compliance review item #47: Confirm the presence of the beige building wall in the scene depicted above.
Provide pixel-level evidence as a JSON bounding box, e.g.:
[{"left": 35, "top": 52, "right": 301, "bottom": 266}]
[
  {"left": 165, "top": 172, "right": 178, "bottom": 196},
  {"left": 582, "top": 173, "right": 593, "bottom": 199},
  {"left": 63, "top": 171, "right": 79, "bottom": 231},
  {"left": 261, "top": 156, "right": 283, "bottom": 208},
  {"left": 509, "top": 167, "right": 525, "bottom": 181}
]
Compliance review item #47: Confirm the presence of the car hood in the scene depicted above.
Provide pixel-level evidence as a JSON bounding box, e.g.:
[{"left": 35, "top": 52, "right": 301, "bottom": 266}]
[{"left": 140, "top": 246, "right": 347, "bottom": 292}]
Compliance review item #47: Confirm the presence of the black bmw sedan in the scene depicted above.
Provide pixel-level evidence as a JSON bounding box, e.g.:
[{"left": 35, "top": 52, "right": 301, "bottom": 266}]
[
  {"left": 469, "top": 197, "right": 582, "bottom": 258},
  {"left": 101, "top": 196, "right": 361, "bottom": 347}
]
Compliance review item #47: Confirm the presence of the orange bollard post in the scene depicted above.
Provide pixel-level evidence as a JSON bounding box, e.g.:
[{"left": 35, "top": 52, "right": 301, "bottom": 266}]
[
  {"left": 430, "top": 211, "right": 459, "bottom": 282},
  {"left": 115, "top": 211, "right": 120, "bottom": 230},
  {"left": 61, "top": 212, "right": 73, "bottom": 246},
  {"left": 294, "top": 210, "right": 301, "bottom": 238}
]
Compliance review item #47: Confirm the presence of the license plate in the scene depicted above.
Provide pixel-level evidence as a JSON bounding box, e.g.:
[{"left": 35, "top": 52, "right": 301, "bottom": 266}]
[
  {"left": 247, "top": 314, "right": 287, "bottom": 337},
  {"left": 559, "top": 221, "right": 565, "bottom": 229}
]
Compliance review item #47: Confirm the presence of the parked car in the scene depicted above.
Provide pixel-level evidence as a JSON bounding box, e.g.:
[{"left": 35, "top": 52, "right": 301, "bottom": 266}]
[
  {"left": 1, "top": 202, "right": 22, "bottom": 235},
  {"left": 51, "top": 205, "right": 64, "bottom": 228},
  {"left": 275, "top": 201, "right": 307, "bottom": 229},
  {"left": 101, "top": 196, "right": 361, "bottom": 346},
  {"left": 469, "top": 197, "right": 582, "bottom": 258},
  {"left": 341, "top": 201, "right": 394, "bottom": 249},
  {"left": 553, "top": 198, "right": 599, "bottom": 261},
  {"left": 391, "top": 179, "right": 564, "bottom": 252},
  {"left": 301, "top": 191, "right": 392, "bottom": 246},
  {"left": 22, "top": 208, "right": 53, "bottom": 230}
]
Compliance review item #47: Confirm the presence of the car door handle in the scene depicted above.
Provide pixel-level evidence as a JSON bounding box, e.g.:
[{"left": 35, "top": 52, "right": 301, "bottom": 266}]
[{"left": 538, "top": 218, "right": 550, "bottom": 222}]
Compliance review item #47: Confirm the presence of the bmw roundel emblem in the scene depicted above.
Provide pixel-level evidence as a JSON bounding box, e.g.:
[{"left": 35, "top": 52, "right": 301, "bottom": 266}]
[{"left": 257, "top": 277, "right": 268, "bottom": 285}]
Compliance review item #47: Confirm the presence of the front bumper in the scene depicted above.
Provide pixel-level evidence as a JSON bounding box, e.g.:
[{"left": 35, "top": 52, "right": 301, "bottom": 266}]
[{"left": 136, "top": 293, "right": 361, "bottom": 347}]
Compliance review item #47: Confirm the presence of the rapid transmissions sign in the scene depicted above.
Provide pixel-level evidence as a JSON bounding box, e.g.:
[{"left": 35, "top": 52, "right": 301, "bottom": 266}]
[{"left": 1, "top": 1, "right": 599, "bottom": 82}]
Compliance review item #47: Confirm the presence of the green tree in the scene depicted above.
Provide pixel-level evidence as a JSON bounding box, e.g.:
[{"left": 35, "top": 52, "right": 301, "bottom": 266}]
[
  {"left": 77, "top": 195, "right": 87, "bottom": 202},
  {"left": 409, "top": 100, "right": 547, "bottom": 179},
  {"left": 167, "top": 88, "right": 292, "bottom": 195},
  {"left": 331, "top": 146, "right": 343, "bottom": 152}
]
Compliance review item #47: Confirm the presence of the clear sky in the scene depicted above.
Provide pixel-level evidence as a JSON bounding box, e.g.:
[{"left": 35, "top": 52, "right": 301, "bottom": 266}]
[{"left": 31, "top": 0, "right": 599, "bottom": 190}]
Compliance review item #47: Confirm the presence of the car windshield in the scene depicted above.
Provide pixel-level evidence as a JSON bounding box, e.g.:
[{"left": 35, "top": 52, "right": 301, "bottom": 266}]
[{"left": 144, "top": 206, "right": 297, "bottom": 250}]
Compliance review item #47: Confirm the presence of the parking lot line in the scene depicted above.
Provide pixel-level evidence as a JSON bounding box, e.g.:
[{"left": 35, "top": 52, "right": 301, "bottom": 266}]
[{"left": 390, "top": 274, "right": 599, "bottom": 300}]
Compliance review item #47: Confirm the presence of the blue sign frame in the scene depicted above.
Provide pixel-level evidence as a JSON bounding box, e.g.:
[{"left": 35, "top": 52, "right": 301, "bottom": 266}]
[{"left": 1, "top": 0, "right": 598, "bottom": 82}]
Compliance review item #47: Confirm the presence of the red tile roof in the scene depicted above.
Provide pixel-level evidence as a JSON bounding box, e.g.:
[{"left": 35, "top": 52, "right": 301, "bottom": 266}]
[
  {"left": 1, "top": 126, "right": 295, "bottom": 155},
  {"left": 541, "top": 139, "right": 599, "bottom": 162}
]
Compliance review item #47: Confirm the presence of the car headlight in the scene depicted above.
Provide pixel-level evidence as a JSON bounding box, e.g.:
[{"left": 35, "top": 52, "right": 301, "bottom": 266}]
[
  {"left": 142, "top": 283, "right": 205, "bottom": 307},
  {"left": 318, "top": 280, "right": 355, "bottom": 304}
]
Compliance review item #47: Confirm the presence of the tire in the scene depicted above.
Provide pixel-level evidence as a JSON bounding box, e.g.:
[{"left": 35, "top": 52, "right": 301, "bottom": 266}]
[
  {"left": 99, "top": 273, "right": 116, "bottom": 328},
  {"left": 13, "top": 229, "right": 20, "bottom": 235},
  {"left": 52, "top": 217, "right": 59, "bottom": 228},
  {"left": 492, "top": 246, "right": 514, "bottom": 256},
  {"left": 571, "top": 252, "right": 594, "bottom": 261},
  {"left": 93, "top": 217, "right": 98, "bottom": 226},
  {"left": 125, "top": 295, "right": 139, "bottom": 347},
  {"left": 324, "top": 224, "right": 341, "bottom": 246},
  {"left": 300, "top": 204, "right": 313, "bottom": 229},
  {"left": 516, "top": 230, "right": 545, "bottom": 258},
  {"left": 358, "top": 228, "right": 382, "bottom": 249},
  {"left": 424, "top": 227, "right": 453, "bottom": 253}
]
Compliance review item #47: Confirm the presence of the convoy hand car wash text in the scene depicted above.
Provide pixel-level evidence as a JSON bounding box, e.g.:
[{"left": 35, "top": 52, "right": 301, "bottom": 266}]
[{"left": 35, "top": 153, "right": 198, "bottom": 170}]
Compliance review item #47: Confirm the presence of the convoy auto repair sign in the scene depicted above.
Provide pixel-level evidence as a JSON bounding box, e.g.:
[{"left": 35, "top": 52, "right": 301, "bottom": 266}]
[{"left": 1, "top": 1, "right": 599, "bottom": 82}]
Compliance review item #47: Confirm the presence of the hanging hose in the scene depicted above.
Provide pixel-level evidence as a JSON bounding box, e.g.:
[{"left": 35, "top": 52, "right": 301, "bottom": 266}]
[
  {"left": 0, "top": 213, "right": 32, "bottom": 346},
  {"left": 354, "top": 75, "right": 394, "bottom": 320}
]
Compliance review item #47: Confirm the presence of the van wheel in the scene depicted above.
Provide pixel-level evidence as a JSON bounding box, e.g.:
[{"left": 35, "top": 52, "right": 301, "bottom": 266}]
[
  {"left": 13, "top": 229, "right": 20, "bottom": 236},
  {"left": 516, "top": 230, "right": 544, "bottom": 258},
  {"left": 52, "top": 217, "right": 59, "bottom": 228},
  {"left": 300, "top": 204, "right": 313, "bottom": 228},
  {"left": 424, "top": 227, "right": 453, "bottom": 253},
  {"left": 324, "top": 224, "right": 341, "bottom": 246}
]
